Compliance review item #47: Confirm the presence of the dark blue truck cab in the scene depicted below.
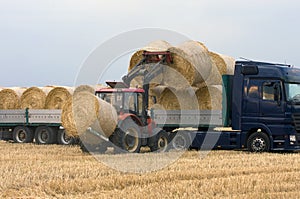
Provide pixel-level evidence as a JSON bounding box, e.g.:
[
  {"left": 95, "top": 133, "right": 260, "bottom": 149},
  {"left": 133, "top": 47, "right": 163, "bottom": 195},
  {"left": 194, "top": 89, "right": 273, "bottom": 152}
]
[{"left": 227, "top": 61, "right": 300, "bottom": 151}]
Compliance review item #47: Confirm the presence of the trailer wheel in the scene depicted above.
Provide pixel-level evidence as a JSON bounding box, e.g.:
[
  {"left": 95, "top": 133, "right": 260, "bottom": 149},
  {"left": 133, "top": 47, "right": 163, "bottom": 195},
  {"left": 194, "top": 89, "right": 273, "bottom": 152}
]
[
  {"left": 170, "top": 131, "right": 191, "bottom": 151},
  {"left": 13, "top": 126, "right": 34, "bottom": 143},
  {"left": 57, "top": 130, "right": 75, "bottom": 145},
  {"left": 149, "top": 130, "right": 169, "bottom": 152},
  {"left": 121, "top": 120, "right": 141, "bottom": 153},
  {"left": 247, "top": 132, "right": 270, "bottom": 152},
  {"left": 35, "top": 126, "right": 56, "bottom": 144}
]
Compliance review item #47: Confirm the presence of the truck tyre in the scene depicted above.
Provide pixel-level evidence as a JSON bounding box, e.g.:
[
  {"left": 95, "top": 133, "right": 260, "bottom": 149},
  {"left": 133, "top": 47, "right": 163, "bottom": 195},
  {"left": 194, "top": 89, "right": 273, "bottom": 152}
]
[
  {"left": 57, "top": 129, "right": 75, "bottom": 145},
  {"left": 120, "top": 120, "right": 141, "bottom": 153},
  {"left": 149, "top": 130, "right": 169, "bottom": 152},
  {"left": 169, "top": 131, "right": 191, "bottom": 151},
  {"left": 35, "top": 126, "right": 56, "bottom": 144},
  {"left": 13, "top": 126, "right": 34, "bottom": 143},
  {"left": 247, "top": 132, "right": 270, "bottom": 152}
]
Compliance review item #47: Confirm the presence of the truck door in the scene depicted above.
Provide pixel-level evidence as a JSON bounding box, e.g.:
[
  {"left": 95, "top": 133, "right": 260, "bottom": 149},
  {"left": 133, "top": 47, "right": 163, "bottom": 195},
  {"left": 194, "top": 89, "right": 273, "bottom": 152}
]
[
  {"left": 260, "top": 80, "right": 285, "bottom": 118},
  {"left": 243, "top": 78, "right": 260, "bottom": 116}
]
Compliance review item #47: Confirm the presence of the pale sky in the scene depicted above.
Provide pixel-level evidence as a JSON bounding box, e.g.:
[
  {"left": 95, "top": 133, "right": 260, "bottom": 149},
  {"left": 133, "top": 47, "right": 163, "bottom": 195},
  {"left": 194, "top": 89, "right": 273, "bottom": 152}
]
[{"left": 0, "top": 0, "right": 299, "bottom": 87}]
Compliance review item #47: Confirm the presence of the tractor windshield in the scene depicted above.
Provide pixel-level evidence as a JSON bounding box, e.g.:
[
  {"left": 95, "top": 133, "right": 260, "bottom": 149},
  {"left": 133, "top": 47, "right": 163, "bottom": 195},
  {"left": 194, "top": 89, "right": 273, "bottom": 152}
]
[{"left": 97, "top": 92, "right": 143, "bottom": 115}]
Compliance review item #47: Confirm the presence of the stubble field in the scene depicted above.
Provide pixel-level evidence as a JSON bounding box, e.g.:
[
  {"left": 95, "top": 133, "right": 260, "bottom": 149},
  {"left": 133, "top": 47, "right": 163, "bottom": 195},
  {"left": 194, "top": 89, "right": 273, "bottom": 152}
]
[{"left": 1, "top": 141, "right": 300, "bottom": 198}]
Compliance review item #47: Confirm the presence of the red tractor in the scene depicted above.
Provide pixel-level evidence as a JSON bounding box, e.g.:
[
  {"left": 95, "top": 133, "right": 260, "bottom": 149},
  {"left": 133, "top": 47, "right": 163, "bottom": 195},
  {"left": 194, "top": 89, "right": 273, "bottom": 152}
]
[{"left": 94, "top": 51, "right": 172, "bottom": 153}]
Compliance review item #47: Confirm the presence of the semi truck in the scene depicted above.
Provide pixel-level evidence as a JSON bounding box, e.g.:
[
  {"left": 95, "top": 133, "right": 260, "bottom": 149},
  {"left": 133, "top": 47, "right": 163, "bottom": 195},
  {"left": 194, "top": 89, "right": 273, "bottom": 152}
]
[
  {"left": 0, "top": 109, "right": 75, "bottom": 145},
  {"left": 87, "top": 51, "right": 300, "bottom": 153}
]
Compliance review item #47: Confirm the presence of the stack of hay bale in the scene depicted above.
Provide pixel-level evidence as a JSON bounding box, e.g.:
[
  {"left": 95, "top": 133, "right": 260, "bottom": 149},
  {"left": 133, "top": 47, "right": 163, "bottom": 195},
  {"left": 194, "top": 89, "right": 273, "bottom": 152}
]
[
  {"left": 129, "top": 40, "right": 235, "bottom": 111},
  {"left": 0, "top": 86, "right": 75, "bottom": 110},
  {"left": 0, "top": 84, "right": 115, "bottom": 139}
]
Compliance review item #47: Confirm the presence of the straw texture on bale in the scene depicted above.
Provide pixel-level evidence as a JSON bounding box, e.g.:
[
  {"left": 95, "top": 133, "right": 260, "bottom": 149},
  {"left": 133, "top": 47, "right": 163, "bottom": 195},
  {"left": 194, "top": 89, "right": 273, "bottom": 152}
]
[
  {"left": 21, "top": 87, "right": 46, "bottom": 109},
  {"left": 62, "top": 92, "right": 117, "bottom": 139},
  {"left": 220, "top": 54, "right": 235, "bottom": 75},
  {"left": 196, "top": 85, "right": 223, "bottom": 110},
  {"left": 45, "top": 87, "right": 73, "bottom": 109},
  {"left": 0, "top": 89, "right": 21, "bottom": 109},
  {"left": 74, "top": 85, "right": 95, "bottom": 94},
  {"left": 164, "top": 41, "right": 213, "bottom": 87},
  {"left": 158, "top": 87, "right": 199, "bottom": 110}
]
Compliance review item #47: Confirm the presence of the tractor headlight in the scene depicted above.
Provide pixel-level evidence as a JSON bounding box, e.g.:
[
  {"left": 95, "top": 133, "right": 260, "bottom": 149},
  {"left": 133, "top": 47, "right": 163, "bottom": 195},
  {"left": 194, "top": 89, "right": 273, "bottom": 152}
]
[{"left": 290, "top": 135, "right": 296, "bottom": 142}]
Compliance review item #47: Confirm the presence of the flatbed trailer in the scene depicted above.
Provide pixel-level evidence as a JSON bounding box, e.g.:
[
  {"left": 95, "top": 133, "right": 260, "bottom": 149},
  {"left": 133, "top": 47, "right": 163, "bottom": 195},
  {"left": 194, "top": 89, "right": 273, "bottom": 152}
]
[
  {"left": 152, "top": 109, "right": 242, "bottom": 150},
  {"left": 0, "top": 109, "right": 74, "bottom": 145}
]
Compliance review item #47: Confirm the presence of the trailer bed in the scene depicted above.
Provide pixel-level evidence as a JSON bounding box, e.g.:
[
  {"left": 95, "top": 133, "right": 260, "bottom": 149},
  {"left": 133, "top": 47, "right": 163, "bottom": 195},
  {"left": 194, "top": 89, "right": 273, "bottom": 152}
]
[{"left": 152, "top": 110, "right": 223, "bottom": 128}]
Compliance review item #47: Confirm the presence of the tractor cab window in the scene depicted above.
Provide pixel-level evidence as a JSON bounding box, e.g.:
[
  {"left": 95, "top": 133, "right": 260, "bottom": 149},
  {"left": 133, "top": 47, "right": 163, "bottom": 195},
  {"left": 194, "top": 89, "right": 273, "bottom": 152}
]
[
  {"left": 124, "top": 93, "right": 135, "bottom": 112},
  {"left": 123, "top": 92, "right": 143, "bottom": 116},
  {"left": 99, "top": 92, "right": 123, "bottom": 112}
]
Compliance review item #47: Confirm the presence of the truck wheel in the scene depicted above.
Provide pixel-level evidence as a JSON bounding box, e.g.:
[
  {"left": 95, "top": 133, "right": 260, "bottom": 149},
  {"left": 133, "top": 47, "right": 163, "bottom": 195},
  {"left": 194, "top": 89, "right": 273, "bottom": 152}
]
[
  {"left": 149, "top": 130, "right": 169, "bottom": 152},
  {"left": 35, "top": 126, "right": 56, "bottom": 144},
  {"left": 119, "top": 120, "right": 141, "bottom": 153},
  {"left": 170, "top": 131, "right": 191, "bottom": 151},
  {"left": 13, "top": 126, "right": 34, "bottom": 143},
  {"left": 57, "top": 129, "right": 75, "bottom": 145},
  {"left": 247, "top": 132, "right": 270, "bottom": 152}
]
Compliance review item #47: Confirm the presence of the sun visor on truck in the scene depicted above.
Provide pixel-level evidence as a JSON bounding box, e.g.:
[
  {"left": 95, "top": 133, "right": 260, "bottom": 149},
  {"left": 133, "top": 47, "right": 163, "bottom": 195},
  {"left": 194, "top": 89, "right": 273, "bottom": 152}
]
[{"left": 241, "top": 65, "right": 258, "bottom": 75}]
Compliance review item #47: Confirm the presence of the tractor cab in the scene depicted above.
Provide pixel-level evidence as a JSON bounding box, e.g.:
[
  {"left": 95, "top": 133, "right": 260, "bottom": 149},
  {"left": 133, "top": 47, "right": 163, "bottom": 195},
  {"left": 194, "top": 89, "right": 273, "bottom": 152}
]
[{"left": 95, "top": 82, "right": 146, "bottom": 122}]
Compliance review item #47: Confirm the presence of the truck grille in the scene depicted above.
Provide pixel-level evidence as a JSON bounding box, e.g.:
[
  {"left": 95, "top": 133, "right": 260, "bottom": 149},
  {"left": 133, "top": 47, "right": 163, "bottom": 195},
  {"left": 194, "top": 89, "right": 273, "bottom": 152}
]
[{"left": 292, "top": 113, "right": 300, "bottom": 131}]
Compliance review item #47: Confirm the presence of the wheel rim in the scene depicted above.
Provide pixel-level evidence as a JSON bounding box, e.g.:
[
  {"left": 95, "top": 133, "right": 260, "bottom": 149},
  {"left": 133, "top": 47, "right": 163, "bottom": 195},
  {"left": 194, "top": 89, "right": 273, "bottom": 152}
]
[
  {"left": 251, "top": 137, "right": 266, "bottom": 152},
  {"left": 62, "top": 132, "right": 72, "bottom": 144},
  {"left": 40, "top": 129, "right": 49, "bottom": 143},
  {"left": 173, "top": 134, "right": 186, "bottom": 150},
  {"left": 16, "top": 129, "right": 26, "bottom": 142},
  {"left": 158, "top": 136, "right": 168, "bottom": 151},
  {"left": 124, "top": 128, "right": 139, "bottom": 152}
]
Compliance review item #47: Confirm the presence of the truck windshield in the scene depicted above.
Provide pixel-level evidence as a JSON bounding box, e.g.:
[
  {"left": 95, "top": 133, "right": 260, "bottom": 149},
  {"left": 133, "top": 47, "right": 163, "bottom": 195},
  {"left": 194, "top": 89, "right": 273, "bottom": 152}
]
[{"left": 285, "top": 83, "right": 300, "bottom": 103}]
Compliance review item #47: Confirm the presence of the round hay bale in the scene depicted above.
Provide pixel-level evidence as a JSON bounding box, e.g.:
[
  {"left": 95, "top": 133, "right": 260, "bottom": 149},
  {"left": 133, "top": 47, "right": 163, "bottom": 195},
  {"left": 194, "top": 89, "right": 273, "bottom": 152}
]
[
  {"left": 220, "top": 54, "right": 235, "bottom": 75},
  {"left": 158, "top": 87, "right": 199, "bottom": 110},
  {"left": 148, "top": 85, "right": 166, "bottom": 109},
  {"left": 21, "top": 87, "right": 46, "bottom": 109},
  {"left": 0, "top": 88, "right": 21, "bottom": 109},
  {"left": 164, "top": 41, "right": 213, "bottom": 87},
  {"left": 196, "top": 52, "right": 235, "bottom": 87},
  {"left": 45, "top": 87, "right": 74, "bottom": 109},
  {"left": 196, "top": 85, "right": 223, "bottom": 110},
  {"left": 129, "top": 40, "right": 172, "bottom": 71},
  {"left": 62, "top": 92, "right": 117, "bottom": 140},
  {"left": 74, "top": 85, "right": 95, "bottom": 94},
  {"left": 61, "top": 98, "right": 77, "bottom": 137}
]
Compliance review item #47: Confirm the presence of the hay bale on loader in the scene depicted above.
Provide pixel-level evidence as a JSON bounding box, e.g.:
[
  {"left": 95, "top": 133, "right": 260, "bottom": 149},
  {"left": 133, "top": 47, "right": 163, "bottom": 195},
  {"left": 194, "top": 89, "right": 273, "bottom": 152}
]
[
  {"left": 61, "top": 91, "right": 118, "bottom": 147},
  {"left": 129, "top": 40, "right": 172, "bottom": 71},
  {"left": 45, "top": 86, "right": 74, "bottom": 109},
  {"left": 20, "top": 87, "right": 47, "bottom": 109}
]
